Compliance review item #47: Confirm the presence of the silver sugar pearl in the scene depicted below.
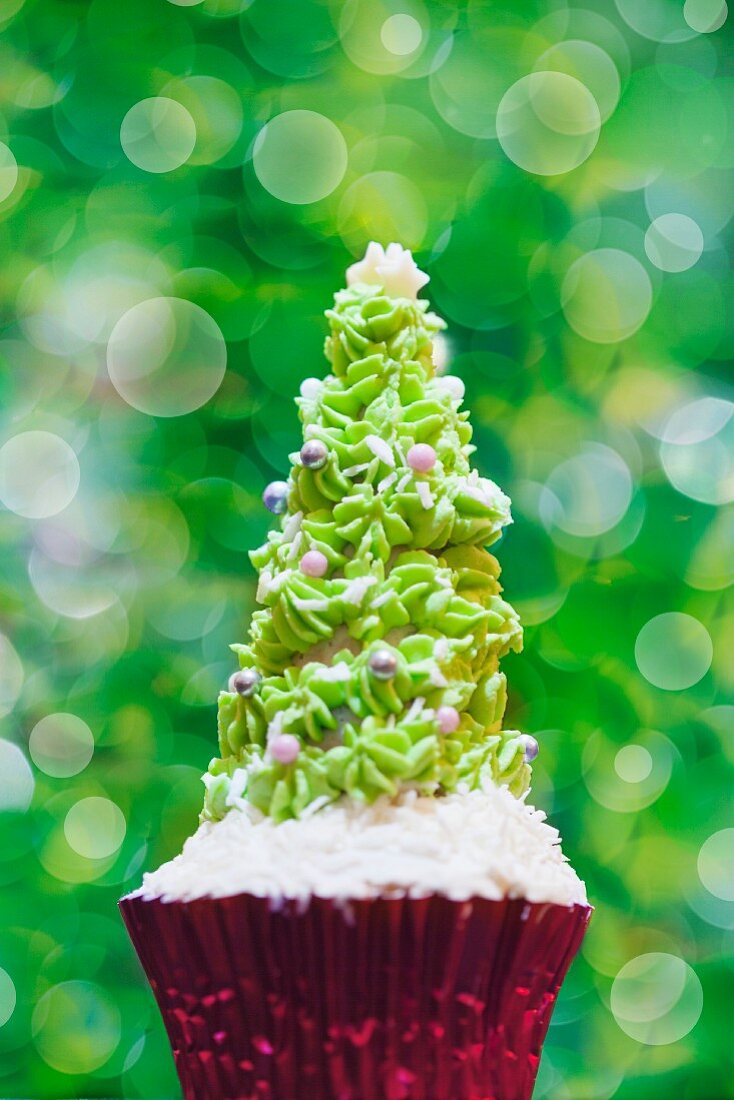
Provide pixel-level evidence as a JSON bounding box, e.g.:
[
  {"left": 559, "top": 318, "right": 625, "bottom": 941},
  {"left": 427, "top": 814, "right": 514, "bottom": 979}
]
[
  {"left": 368, "top": 649, "right": 398, "bottom": 681},
  {"left": 520, "top": 734, "right": 539, "bottom": 763},
  {"left": 300, "top": 439, "right": 328, "bottom": 470},
  {"left": 229, "top": 668, "right": 261, "bottom": 697},
  {"left": 262, "top": 480, "right": 289, "bottom": 514}
]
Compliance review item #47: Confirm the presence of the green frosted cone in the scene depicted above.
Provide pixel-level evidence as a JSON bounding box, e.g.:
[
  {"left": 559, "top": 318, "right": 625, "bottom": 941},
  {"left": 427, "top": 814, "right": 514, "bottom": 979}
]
[{"left": 203, "top": 245, "right": 531, "bottom": 821}]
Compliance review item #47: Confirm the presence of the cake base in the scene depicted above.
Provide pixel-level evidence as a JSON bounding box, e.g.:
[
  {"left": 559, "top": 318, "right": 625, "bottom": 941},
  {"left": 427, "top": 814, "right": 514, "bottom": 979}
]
[{"left": 121, "top": 891, "right": 591, "bottom": 1100}]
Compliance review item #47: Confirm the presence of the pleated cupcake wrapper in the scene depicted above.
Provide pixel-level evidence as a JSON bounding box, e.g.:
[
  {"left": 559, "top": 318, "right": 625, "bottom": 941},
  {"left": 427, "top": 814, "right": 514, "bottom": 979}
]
[{"left": 120, "top": 891, "right": 591, "bottom": 1100}]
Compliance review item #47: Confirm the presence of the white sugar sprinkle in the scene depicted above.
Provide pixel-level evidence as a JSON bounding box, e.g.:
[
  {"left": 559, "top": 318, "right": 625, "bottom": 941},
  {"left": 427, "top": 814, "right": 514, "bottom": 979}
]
[
  {"left": 342, "top": 462, "right": 371, "bottom": 477},
  {"left": 377, "top": 472, "right": 397, "bottom": 494}
]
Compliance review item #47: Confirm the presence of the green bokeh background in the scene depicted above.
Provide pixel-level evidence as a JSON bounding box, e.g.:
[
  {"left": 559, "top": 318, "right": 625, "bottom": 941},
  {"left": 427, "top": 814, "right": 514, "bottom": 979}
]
[{"left": 0, "top": 0, "right": 732, "bottom": 1096}]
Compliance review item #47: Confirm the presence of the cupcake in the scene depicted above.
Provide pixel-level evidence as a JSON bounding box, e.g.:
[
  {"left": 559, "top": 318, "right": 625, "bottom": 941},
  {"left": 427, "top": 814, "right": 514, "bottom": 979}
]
[{"left": 121, "top": 243, "right": 591, "bottom": 1100}]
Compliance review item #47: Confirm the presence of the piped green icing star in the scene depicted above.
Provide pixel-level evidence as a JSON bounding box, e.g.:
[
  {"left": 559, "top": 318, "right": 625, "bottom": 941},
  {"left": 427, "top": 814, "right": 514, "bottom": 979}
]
[{"left": 202, "top": 249, "right": 532, "bottom": 822}]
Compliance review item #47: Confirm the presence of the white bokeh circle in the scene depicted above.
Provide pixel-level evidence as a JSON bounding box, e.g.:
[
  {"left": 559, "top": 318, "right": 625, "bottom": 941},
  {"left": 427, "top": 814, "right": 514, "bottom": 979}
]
[
  {"left": 562, "top": 249, "right": 653, "bottom": 343},
  {"left": 660, "top": 397, "right": 734, "bottom": 505},
  {"left": 611, "top": 953, "right": 703, "bottom": 1045},
  {"left": 615, "top": 0, "right": 696, "bottom": 42},
  {"left": 165, "top": 75, "right": 243, "bottom": 167},
  {"left": 0, "top": 968, "right": 15, "bottom": 1028},
  {"left": 381, "top": 13, "right": 422, "bottom": 55},
  {"left": 29, "top": 713, "right": 95, "bottom": 778},
  {"left": 583, "top": 729, "right": 673, "bottom": 813},
  {"left": 686, "top": 506, "right": 734, "bottom": 591},
  {"left": 340, "top": 0, "right": 431, "bottom": 77},
  {"left": 64, "top": 796, "right": 126, "bottom": 860},
  {"left": 645, "top": 213, "right": 704, "bottom": 272},
  {"left": 0, "top": 633, "right": 23, "bottom": 719},
  {"left": 120, "top": 97, "right": 197, "bottom": 173},
  {"left": 697, "top": 829, "right": 734, "bottom": 901},
  {"left": 107, "top": 297, "right": 227, "bottom": 417},
  {"left": 539, "top": 443, "right": 633, "bottom": 538},
  {"left": 253, "top": 110, "right": 347, "bottom": 204},
  {"left": 0, "top": 142, "right": 19, "bottom": 203},
  {"left": 614, "top": 744, "right": 654, "bottom": 783},
  {"left": 496, "top": 71, "right": 601, "bottom": 176},
  {"left": 0, "top": 739, "right": 34, "bottom": 813},
  {"left": 635, "top": 612, "right": 713, "bottom": 691},
  {"left": 684, "top": 0, "right": 728, "bottom": 32},
  {"left": 661, "top": 396, "right": 733, "bottom": 446},
  {"left": 534, "top": 40, "right": 621, "bottom": 122},
  {"left": 0, "top": 431, "right": 80, "bottom": 519}
]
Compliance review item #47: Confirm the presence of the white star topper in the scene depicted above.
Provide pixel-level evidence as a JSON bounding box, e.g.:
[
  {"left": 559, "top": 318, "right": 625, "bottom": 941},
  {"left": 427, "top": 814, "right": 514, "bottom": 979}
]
[{"left": 346, "top": 242, "right": 430, "bottom": 301}]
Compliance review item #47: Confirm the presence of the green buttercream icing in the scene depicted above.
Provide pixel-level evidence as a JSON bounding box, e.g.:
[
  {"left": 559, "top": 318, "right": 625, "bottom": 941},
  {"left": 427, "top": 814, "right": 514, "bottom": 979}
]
[{"left": 202, "top": 273, "right": 534, "bottom": 822}]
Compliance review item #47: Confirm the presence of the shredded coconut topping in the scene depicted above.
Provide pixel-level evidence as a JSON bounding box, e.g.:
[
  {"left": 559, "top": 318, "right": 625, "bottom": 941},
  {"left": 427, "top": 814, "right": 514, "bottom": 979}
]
[
  {"left": 258, "top": 568, "right": 292, "bottom": 601},
  {"left": 405, "top": 696, "right": 425, "bottom": 722},
  {"left": 256, "top": 570, "right": 273, "bottom": 603},
  {"left": 292, "top": 597, "right": 330, "bottom": 612},
  {"left": 266, "top": 712, "right": 284, "bottom": 744},
  {"left": 365, "top": 435, "right": 395, "bottom": 467},
  {"left": 370, "top": 591, "right": 392, "bottom": 609},
  {"left": 317, "top": 661, "right": 352, "bottom": 682},
  {"left": 342, "top": 576, "right": 377, "bottom": 605},
  {"left": 225, "top": 768, "right": 248, "bottom": 807},
  {"left": 282, "top": 511, "right": 303, "bottom": 541},
  {"left": 462, "top": 485, "right": 492, "bottom": 506},
  {"left": 133, "top": 785, "right": 587, "bottom": 907},
  {"left": 416, "top": 481, "right": 435, "bottom": 510},
  {"left": 342, "top": 462, "right": 371, "bottom": 477},
  {"left": 377, "top": 472, "right": 397, "bottom": 494}
]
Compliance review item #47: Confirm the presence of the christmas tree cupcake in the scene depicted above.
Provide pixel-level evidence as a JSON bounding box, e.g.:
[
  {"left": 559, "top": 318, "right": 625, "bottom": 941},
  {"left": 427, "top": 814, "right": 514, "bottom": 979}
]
[{"left": 121, "top": 244, "right": 591, "bottom": 1100}]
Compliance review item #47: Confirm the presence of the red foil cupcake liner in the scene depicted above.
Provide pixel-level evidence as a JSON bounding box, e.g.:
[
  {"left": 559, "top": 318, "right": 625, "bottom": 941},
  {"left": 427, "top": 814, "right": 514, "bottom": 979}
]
[{"left": 120, "top": 891, "right": 591, "bottom": 1100}]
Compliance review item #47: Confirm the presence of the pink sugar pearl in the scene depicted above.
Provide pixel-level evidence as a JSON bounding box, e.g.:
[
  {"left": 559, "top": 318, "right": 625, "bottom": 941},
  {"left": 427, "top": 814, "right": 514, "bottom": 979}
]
[
  {"left": 300, "top": 550, "right": 328, "bottom": 577},
  {"left": 407, "top": 443, "right": 436, "bottom": 473},
  {"left": 436, "top": 705, "right": 460, "bottom": 734},
  {"left": 270, "top": 733, "right": 300, "bottom": 764}
]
